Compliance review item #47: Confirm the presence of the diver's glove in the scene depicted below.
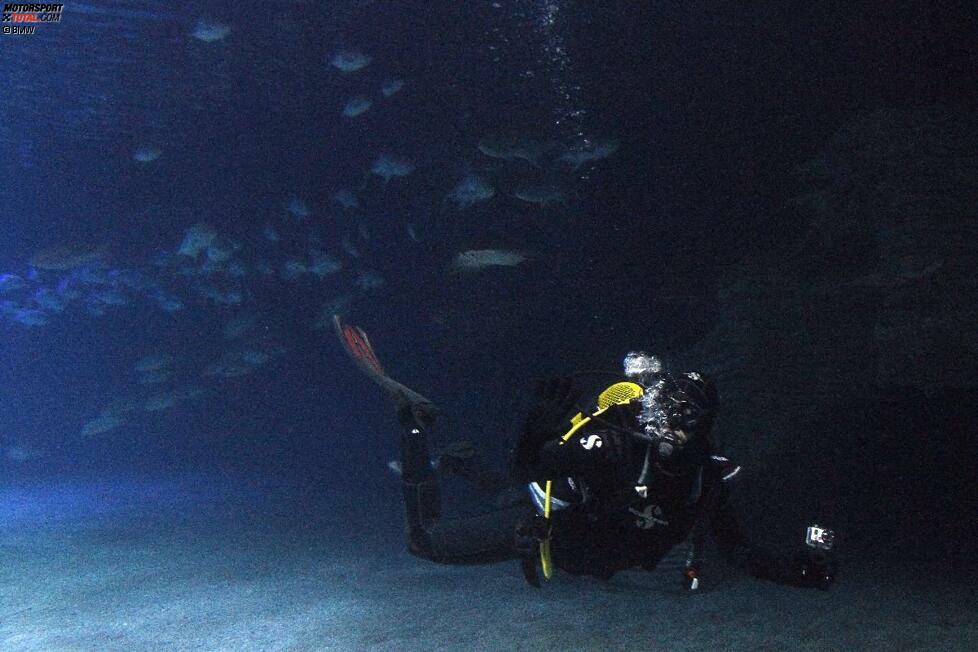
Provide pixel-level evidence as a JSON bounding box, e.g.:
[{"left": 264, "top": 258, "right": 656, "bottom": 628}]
[
  {"left": 523, "top": 376, "right": 581, "bottom": 446},
  {"left": 511, "top": 376, "right": 581, "bottom": 480},
  {"left": 792, "top": 549, "right": 836, "bottom": 590}
]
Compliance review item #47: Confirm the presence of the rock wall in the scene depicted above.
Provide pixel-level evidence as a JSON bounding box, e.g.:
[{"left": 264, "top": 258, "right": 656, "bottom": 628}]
[
  {"left": 801, "top": 105, "right": 978, "bottom": 389},
  {"left": 681, "top": 106, "right": 978, "bottom": 561}
]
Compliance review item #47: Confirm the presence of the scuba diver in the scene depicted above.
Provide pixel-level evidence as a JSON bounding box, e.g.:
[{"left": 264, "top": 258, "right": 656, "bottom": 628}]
[{"left": 334, "top": 315, "right": 836, "bottom": 590}]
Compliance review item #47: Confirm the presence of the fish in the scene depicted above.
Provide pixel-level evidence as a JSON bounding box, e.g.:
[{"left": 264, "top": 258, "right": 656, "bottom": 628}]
[
  {"left": 135, "top": 353, "right": 174, "bottom": 373},
  {"left": 341, "top": 234, "right": 361, "bottom": 258},
  {"left": 69, "top": 267, "right": 112, "bottom": 286},
  {"left": 451, "top": 249, "right": 528, "bottom": 270},
  {"left": 255, "top": 260, "right": 275, "bottom": 277},
  {"left": 355, "top": 270, "right": 385, "bottom": 290},
  {"left": 153, "top": 292, "right": 184, "bottom": 313},
  {"left": 240, "top": 350, "right": 271, "bottom": 366},
  {"left": 55, "top": 277, "right": 83, "bottom": 300},
  {"left": 201, "top": 350, "right": 273, "bottom": 377},
  {"left": 80, "top": 414, "right": 124, "bottom": 438},
  {"left": 381, "top": 79, "right": 404, "bottom": 97},
  {"left": 191, "top": 19, "right": 230, "bottom": 42},
  {"left": 138, "top": 369, "right": 171, "bottom": 385},
  {"left": 406, "top": 223, "right": 420, "bottom": 243},
  {"left": 226, "top": 260, "right": 247, "bottom": 278},
  {"left": 310, "top": 245, "right": 337, "bottom": 274},
  {"left": 32, "top": 288, "right": 67, "bottom": 312},
  {"left": 330, "top": 49, "right": 372, "bottom": 72},
  {"left": 100, "top": 396, "right": 143, "bottom": 418},
  {"left": 281, "top": 259, "right": 307, "bottom": 281},
  {"left": 847, "top": 259, "right": 945, "bottom": 289},
  {"left": 175, "top": 387, "right": 205, "bottom": 400},
  {"left": 342, "top": 96, "right": 372, "bottom": 118},
  {"left": 447, "top": 174, "right": 495, "bottom": 208},
  {"left": 196, "top": 285, "right": 242, "bottom": 305},
  {"left": 308, "top": 251, "right": 342, "bottom": 278},
  {"left": 201, "top": 360, "right": 252, "bottom": 378},
  {"left": 145, "top": 387, "right": 201, "bottom": 410},
  {"left": 253, "top": 346, "right": 284, "bottom": 365},
  {"left": 144, "top": 393, "right": 179, "bottom": 411},
  {"left": 3, "top": 443, "right": 45, "bottom": 462},
  {"left": 89, "top": 288, "right": 128, "bottom": 306},
  {"left": 107, "top": 269, "right": 147, "bottom": 290},
  {"left": 177, "top": 223, "right": 217, "bottom": 258},
  {"left": 370, "top": 154, "right": 415, "bottom": 184},
  {"left": 30, "top": 243, "right": 109, "bottom": 271},
  {"left": 132, "top": 146, "right": 162, "bottom": 162},
  {"left": 9, "top": 308, "right": 48, "bottom": 326},
  {"left": 0, "top": 273, "right": 27, "bottom": 293},
  {"left": 287, "top": 198, "right": 312, "bottom": 220},
  {"left": 223, "top": 314, "right": 256, "bottom": 339},
  {"left": 513, "top": 184, "right": 567, "bottom": 207},
  {"left": 206, "top": 236, "right": 238, "bottom": 263},
  {"left": 477, "top": 135, "right": 554, "bottom": 166},
  {"left": 558, "top": 138, "right": 619, "bottom": 170},
  {"left": 334, "top": 189, "right": 359, "bottom": 209}
]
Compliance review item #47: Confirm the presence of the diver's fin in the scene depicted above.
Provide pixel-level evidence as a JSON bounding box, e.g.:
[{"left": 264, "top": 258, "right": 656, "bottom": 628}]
[
  {"left": 334, "top": 313, "right": 386, "bottom": 377},
  {"left": 333, "top": 314, "right": 439, "bottom": 424}
]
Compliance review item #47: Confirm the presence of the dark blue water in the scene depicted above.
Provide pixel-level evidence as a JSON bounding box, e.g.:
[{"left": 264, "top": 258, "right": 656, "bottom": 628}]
[{"left": 1, "top": 2, "right": 976, "bottom": 648}]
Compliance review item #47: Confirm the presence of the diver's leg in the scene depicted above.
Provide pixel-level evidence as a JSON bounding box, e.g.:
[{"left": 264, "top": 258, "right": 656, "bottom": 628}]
[
  {"left": 421, "top": 505, "right": 531, "bottom": 564},
  {"left": 398, "top": 408, "right": 441, "bottom": 556},
  {"left": 333, "top": 318, "right": 523, "bottom": 564},
  {"left": 397, "top": 407, "right": 527, "bottom": 565},
  {"left": 712, "top": 486, "right": 834, "bottom": 588}
]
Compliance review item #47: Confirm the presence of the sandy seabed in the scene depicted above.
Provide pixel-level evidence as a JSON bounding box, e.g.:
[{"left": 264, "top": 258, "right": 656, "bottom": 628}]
[{"left": 1, "top": 476, "right": 974, "bottom": 651}]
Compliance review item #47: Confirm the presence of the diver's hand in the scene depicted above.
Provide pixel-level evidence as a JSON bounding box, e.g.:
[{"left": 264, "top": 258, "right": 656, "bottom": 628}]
[
  {"left": 792, "top": 549, "right": 836, "bottom": 590},
  {"left": 523, "top": 376, "right": 581, "bottom": 445},
  {"left": 511, "top": 377, "right": 580, "bottom": 479}
]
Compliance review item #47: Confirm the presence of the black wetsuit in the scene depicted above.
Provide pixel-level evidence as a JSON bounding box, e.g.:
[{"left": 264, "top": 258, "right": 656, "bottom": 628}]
[{"left": 396, "top": 400, "right": 827, "bottom": 588}]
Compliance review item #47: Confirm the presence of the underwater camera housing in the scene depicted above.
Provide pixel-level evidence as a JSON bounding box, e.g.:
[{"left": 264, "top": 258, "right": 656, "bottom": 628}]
[{"left": 805, "top": 525, "right": 835, "bottom": 551}]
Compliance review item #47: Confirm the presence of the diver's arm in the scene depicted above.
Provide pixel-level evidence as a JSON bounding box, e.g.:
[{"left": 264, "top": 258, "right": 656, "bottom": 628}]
[
  {"left": 522, "top": 401, "right": 636, "bottom": 478},
  {"left": 396, "top": 405, "right": 441, "bottom": 552},
  {"left": 510, "top": 377, "right": 582, "bottom": 482},
  {"left": 513, "top": 418, "right": 632, "bottom": 480},
  {"left": 532, "top": 427, "right": 627, "bottom": 476},
  {"left": 711, "top": 483, "right": 835, "bottom": 589}
]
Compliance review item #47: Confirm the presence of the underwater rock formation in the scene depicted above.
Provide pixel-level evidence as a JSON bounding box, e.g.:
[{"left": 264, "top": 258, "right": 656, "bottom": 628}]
[
  {"left": 680, "top": 107, "right": 978, "bottom": 554},
  {"left": 687, "top": 106, "right": 977, "bottom": 439},
  {"left": 797, "top": 105, "right": 978, "bottom": 389}
]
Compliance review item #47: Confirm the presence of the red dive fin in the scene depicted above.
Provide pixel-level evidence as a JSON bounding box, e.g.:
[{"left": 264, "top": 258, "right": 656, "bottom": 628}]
[
  {"left": 335, "top": 315, "right": 385, "bottom": 377},
  {"left": 333, "top": 314, "right": 439, "bottom": 423}
]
